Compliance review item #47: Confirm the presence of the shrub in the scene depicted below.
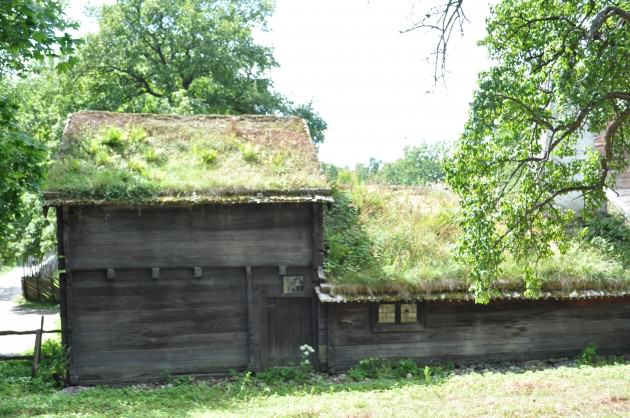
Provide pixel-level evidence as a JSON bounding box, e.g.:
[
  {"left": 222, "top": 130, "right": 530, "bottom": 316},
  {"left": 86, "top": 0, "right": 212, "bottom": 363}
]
[
  {"left": 348, "top": 358, "right": 389, "bottom": 380},
  {"left": 256, "top": 366, "right": 310, "bottom": 385},
  {"left": 578, "top": 343, "right": 598, "bottom": 366},
  {"left": 324, "top": 189, "right": 377, "bottom": 278}
]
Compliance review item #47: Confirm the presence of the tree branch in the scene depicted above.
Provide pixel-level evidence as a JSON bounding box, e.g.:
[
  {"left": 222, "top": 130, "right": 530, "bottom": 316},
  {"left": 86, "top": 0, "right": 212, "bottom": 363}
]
[{"left": 588, "top": 5, "right": 630, "bottom": 40}]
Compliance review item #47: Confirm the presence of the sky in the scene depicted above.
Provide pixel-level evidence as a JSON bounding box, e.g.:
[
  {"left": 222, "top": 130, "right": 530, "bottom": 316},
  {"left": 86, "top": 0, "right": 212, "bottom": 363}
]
[{"left": 67, "top": 0, "right": 492, "bottom": 167}]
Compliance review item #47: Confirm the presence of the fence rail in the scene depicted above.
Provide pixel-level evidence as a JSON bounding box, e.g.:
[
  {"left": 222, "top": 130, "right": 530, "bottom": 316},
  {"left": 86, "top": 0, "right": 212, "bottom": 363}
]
[{"left": 0, "top": 316, "right": 61, "bottom": 376}]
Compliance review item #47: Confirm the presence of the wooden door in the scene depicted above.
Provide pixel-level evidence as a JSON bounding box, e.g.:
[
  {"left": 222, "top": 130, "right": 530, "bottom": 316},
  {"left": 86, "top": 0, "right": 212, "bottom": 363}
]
[{"left": 266, "top": 297, "right": 314, "bottom": 366}]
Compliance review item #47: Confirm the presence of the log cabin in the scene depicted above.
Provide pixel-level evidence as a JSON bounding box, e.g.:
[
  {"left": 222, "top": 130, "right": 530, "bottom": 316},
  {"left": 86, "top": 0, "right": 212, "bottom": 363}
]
[
  {"left": 45, "top": 111, "right": 331, "bottom": 384},
  {"left": 45, "top": 112, "right": 630, "bottom": 384}
]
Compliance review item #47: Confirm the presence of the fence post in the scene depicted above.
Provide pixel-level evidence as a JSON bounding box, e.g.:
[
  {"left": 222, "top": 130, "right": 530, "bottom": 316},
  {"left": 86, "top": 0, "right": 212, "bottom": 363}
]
[{"left": 31, "top": 316, "right": 44, "bottom": 378}]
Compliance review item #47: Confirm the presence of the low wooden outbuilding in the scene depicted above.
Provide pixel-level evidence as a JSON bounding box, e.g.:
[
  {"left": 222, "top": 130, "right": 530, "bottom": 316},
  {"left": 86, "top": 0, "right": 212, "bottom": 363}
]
[
  {"left": 317, "top": 185, "right": 630, "bottom": 372},
  {"left": 45, "top": 111, "right": 331, "bottom": 384},
  {"left": 317, "top": 286, "right": 630, "bottom": 371}
]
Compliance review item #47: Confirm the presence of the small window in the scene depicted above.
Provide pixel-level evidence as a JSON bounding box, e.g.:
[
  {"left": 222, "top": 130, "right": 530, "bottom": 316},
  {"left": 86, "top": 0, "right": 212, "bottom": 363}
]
[
  {"left": 400, "top": 304, "right": 417, "bottom": 323},
  {"left": 378, "top": 304, "right": 396, "bottom": 323},
  {"left": 374, "top": 302, "right": 420, "bottom": 326},
  {"left": 282, "top": 275, "right": 304, "bottom": 293}
]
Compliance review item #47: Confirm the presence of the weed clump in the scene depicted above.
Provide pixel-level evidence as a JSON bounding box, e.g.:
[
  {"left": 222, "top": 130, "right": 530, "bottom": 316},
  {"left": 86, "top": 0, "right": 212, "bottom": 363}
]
[
  {"left": 239, "top": 143, "right": 259, "bottom": 163},
  {"left": 197, "top": 148, "right": 219, "bottom": 166},
  {"left": 347, "top": 357, "right": 452, "bottom": 383}
]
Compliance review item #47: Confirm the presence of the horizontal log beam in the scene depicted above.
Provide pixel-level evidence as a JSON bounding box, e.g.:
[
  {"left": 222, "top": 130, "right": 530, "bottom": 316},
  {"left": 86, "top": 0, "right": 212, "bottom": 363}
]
[{"left": 0, "top": 329, "right": 61, "bottom": 336}]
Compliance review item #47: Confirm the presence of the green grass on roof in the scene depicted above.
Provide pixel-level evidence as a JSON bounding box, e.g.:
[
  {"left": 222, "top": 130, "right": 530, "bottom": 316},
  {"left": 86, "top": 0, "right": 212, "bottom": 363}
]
[
  {"left": 45, "top": 111, "right": 328, "bottom": 202},
  {"left": 324, "top": 184, "right": 630, "bottom": 297}
]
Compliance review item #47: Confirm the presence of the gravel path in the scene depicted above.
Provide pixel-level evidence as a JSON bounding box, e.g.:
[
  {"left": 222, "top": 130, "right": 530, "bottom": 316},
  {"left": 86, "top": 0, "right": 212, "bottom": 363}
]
[{"left": 0, "top": 267, "right": 60, "bottom": 355}]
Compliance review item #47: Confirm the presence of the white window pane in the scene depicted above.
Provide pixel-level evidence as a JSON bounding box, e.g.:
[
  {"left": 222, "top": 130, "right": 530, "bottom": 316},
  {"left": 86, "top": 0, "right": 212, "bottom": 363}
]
[
  {"left": 400, "top": 303, "right": 417, "bottom": 323},
  {"left": 378, "top": 304, "right": 395, "bottom": 323}
]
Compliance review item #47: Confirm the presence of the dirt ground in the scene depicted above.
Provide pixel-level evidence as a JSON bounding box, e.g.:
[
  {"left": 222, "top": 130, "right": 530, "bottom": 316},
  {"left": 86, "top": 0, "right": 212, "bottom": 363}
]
[{"left": 0, "top": 267, "right": 60, "bottom": 355}]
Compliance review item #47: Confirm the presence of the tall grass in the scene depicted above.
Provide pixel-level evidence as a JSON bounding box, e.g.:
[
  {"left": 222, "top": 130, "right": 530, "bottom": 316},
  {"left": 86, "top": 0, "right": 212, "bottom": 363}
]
[
  {"left": 47, "top": 124, "right": 326, "bottom": 201},
  {"left": 324, "top": 184, "right": 630, "bottom": 295}
]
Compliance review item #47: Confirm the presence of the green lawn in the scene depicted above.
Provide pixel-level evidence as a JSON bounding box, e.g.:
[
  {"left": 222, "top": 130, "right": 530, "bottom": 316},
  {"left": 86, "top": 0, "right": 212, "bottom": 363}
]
[{"left": 2, "top": 357, "right": 630, "bottom": 417}]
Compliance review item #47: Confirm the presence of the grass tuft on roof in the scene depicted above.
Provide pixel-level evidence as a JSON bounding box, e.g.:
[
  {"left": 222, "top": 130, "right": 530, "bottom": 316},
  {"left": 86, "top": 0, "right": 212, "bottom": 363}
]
[
  {"left": 324, "top": 184, "right": 630, "bottom": 298},
  {"left": 45, "top": 111, "right": 329, "bottom": 203}
]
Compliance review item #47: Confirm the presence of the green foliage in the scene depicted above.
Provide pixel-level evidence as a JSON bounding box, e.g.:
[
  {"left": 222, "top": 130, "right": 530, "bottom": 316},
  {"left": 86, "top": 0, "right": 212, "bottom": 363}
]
[
  {"left": 0, "top": 1, "right": 77, "bottom": 75},
  {"left": 19, "top": 0, "right": 326, "bottom": 145},
  {"left": 256, "top": 366, "right": 311, "bottom": 385},
  {"left": 239, "top": 143, "right": 259, "bottom": 163},
  {"left": 578, "top": 343, "right": 599, "bottom": 366},
  {"left": 446, "top": 0, "right": 630, "bottom": 302},
  {"left": 46, "top": 117, "right": 327, "bottom": 201},
  {"left": 583, "top": 213, "right": 630, "bottom": 268},
  {"left": 379, "top": 143, "right": 449, "bottom": 186},
  {"left": 322, "top": 142, "right": 448, "bottom": 188},
  {"left": 100, "top": 127, "right": 125, "bottom": 149},
  {"left": 1, "top": 352, "right": 630, "bottom": 417},
  {"left": 200, "top": 149, "right": 219, "bottom": 165},
  {"left": 324, "top": 189, "right": 377, "bottom": 278},
  {"left": 284, "top": 101, "right": 328, "bottom": 146},
  {"left": 347, "top": 357, "right": 452, "bottom": 382},
  {"left": 576, "top": 343, "right": 626, "bottom": 367},
  {"left": 321, "top": 162, "right": 340, "bottom": 183},
  {"left": 2, "top": 193, "right": 56, "bottom": 263},
  {"left": 324, "top": 184, "right": 630, "bottom": 295},
  {"left": 0, "top": 337, "right": 68, "bottom": 393},
  {"left": 0, "top": 91, "right": 46, "bottom": 265}
]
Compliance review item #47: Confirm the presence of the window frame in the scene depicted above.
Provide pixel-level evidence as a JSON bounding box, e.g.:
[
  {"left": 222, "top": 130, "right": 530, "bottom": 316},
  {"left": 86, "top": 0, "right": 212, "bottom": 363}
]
[
  {"left": 282, "top": 275, "right": 306, "bottom": 294},
  {"left": 370, "top": 302, "right": 424, "bottom": 333}
]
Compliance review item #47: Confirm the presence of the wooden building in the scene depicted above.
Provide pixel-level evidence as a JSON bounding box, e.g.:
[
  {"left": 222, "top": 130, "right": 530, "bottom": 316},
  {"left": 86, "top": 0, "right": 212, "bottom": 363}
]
[
  {"left": 317, "top": 286, "right": 630, "bottom": 372},
  {"left": 317, "top": 185, "right": 630, "bottom": 372},
  {"left": 45, "top": 111, "right": 331, "bottom": 385},
  {"left": 46, "top": 113, "right": 630, "bottom": 385}
]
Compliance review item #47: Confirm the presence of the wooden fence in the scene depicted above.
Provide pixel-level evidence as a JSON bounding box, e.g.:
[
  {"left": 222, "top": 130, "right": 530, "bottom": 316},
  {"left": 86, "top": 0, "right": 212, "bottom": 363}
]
[
  {"left": 0, "top": 316, "right": 61, "bottom": 377},
  {"left": 21, "top": 253, "right": 59, "bottom": 303}
]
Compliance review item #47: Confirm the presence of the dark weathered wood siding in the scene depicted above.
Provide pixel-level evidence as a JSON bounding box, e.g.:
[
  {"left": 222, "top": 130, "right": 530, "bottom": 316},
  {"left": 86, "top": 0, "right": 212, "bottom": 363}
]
[
  {"left": 327, "top": 298, "right": 630, "bottom": 371},
  {"left": 61, "top": 203, "right": 317, "bottom": 384},
  {"left": 70, "top": 268, "right": 248, "bottom": 383},
  {"left": 66, "top": 204, "right": 314, "bottom": 269}
]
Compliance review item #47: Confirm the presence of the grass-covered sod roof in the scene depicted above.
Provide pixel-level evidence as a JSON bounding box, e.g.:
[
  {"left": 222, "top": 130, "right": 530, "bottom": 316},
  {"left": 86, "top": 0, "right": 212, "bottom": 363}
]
[
  {"left": 45, "top": 111, "right": 330, "bottom": 204},
  {"left": 322, "top": 184, "right": 630, "bottom": 301}
]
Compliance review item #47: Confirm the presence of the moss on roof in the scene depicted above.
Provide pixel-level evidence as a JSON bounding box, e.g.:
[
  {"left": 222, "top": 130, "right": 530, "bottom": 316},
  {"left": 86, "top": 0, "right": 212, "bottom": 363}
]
[
  {"left": 323, "top": 184, "right": 630, "bottom": 300},
  {"left": 44, "top": 111, "right": 329, "bottom": 204}
]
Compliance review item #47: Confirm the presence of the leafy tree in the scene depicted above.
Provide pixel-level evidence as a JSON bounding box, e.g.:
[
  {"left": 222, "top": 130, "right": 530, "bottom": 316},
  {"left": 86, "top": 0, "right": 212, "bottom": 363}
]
[
  {"left": 446, "top": 0, "right": 630, "bottom": 302},
  {"left": 0, "top": 1, "right": 76, "bottom": 265},
  {"left": 379, "top": 143, "right": 448, "bottom": 186},
  {"left": 50, "top": 0, "right": 326, "bottom": 143},
  {"left": 0, "top": 0, "right": 76, "bottom": 75}
]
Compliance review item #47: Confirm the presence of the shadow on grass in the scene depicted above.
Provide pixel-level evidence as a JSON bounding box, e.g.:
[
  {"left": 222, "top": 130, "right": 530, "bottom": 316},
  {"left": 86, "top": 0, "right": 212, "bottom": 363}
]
[{"left": 11, "top": 296, "right": 59, "bottom": 315}]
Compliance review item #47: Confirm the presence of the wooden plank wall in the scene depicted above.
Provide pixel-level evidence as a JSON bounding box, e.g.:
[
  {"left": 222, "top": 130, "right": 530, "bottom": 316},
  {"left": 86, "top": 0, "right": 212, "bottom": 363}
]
[
  {"left": 328, "top": 298, "right": 630, "bottom": 371},
  {"left": 69, "top": 268, "right": 248, "bottom": 384},
  {"left": 63, "top": 203, "right": 316, "bottom": 384},
  {"left": 66, "top": 204, "right": 313, "bottom": 269}
]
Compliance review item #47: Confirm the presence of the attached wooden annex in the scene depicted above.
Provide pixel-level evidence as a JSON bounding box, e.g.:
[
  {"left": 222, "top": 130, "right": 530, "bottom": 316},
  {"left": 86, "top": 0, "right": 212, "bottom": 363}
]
[
  {"left": 45, "top": 111, "right": 331, "bottom": 385},
  {"left": 317, "top": 185, "right": 630, "bottom": 372}
]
